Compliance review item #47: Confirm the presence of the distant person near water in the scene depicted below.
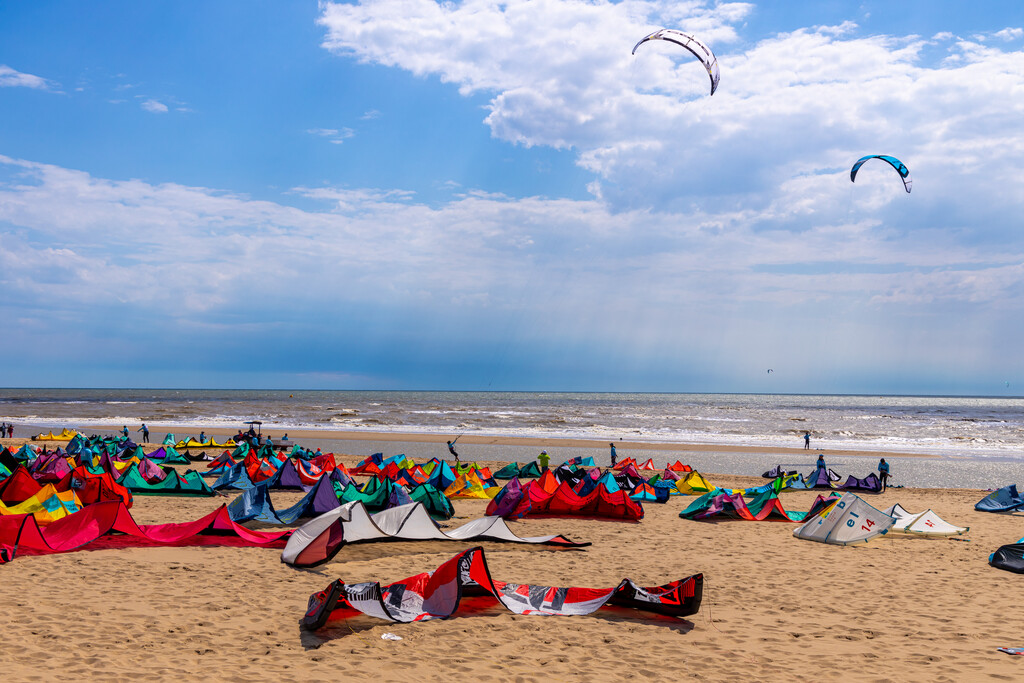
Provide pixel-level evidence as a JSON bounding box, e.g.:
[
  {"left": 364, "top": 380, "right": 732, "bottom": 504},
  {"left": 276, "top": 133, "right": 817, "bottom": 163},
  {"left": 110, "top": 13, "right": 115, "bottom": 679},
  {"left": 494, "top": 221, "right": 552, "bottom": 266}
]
[
  {"left": 609, "top": 442, "right": 617, "bottom": 467},
  {"left": 803, "top": 431, "right": 811, "bottom": 449},
  {"left": 538, "top": 450, "right": 550, "bottom": 472},
  {"left": 138, "top": 423, "right": 149, "bottom": 443},
  {"left": 816, "top": 453, "right": 826, "bottom": 469},
  {"left": 447, "top": 439, "right": 460, "bottom": 464},
  {"left": 878, "top": 458, "right": 890, "bottom": 491}
]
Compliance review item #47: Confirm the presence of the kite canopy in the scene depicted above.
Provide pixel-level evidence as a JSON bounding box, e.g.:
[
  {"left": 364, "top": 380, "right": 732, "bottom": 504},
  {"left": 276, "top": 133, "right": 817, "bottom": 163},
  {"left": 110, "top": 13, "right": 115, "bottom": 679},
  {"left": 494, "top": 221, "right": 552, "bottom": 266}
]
[
  {"left": 850, "top": 154, "right": 912, "bottom": 193},
  {"left": 793, "top": 493, "right": 895, "bottom": 545},
  {"left": 975, "top": 484, "right": 1024, "bottom": 512},
  {"left": 632, "top": 28, "right": 720, "bottom": 95},
  {"left": 300, "top": 546, "right": 702, "bottom": 629},
  {"left": 884, "top": 504, "right": 968, "bottom": 536},
  {"left": 990, "top": 538, "right": 1024, "bottom": 573},
  {"left": 838, "top": 473, "right": 883, "bottom": 493},
  {"left": 0, "top": 501, "right": 289, "bottom": 563},
  {"left": 281, "top": 501, "right": 588, "bottom": 568}
]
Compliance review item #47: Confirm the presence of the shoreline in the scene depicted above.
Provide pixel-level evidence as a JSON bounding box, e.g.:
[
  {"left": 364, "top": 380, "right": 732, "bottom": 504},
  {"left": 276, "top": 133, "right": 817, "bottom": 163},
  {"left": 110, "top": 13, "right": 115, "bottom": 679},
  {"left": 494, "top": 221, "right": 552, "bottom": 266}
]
[{"left": 85, "top": 424, "right": 937, "bottom": 459}]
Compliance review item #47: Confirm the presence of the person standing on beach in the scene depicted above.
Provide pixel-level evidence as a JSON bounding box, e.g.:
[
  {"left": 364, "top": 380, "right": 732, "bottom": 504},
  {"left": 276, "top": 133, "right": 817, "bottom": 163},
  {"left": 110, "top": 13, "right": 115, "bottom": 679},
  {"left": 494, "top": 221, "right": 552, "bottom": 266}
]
[
  {"left": 122, "top": 425, "right": 129, "bottom": 438},
  {"left": 446, "top": 440, "right": 460, "bottom": 465},
  {"left": 538, "top": 450, "right": 550, "bottom": 472},
  {"left": 803, "top": 431, "right": 811, "bottom": 449},
  {"left": 138, "top": 423, "right": 149, "bottom": 443},
  {"left": 816, "top": 453, "right": 826, "bottom": 469},
  {"left": 878, "top": 458, "right": 890, "bottom": 491},
  {"left": 609, "top": 443, "right": 617, "bottom": 467}
]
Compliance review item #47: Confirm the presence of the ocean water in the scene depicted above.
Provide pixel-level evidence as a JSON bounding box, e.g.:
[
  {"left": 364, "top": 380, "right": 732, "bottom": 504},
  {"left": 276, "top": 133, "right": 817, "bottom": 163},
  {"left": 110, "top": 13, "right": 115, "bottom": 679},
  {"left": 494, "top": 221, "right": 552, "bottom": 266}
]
[{"left": 2, "top": 389, "right": 1023, "bottom": 459}]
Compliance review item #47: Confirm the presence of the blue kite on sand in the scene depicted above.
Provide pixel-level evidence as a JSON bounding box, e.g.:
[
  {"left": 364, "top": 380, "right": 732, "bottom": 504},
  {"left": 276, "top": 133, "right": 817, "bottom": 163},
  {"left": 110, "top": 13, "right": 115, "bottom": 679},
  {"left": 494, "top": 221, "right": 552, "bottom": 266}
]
[{"left": 975, "top": 485, "right": 1024, "bottom": 512}]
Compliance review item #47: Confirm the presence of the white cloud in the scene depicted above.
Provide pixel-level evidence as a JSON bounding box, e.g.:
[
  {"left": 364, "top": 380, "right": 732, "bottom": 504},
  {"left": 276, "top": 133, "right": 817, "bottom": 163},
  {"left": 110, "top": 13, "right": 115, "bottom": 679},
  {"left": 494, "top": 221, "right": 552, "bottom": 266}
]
[
  {"left": 1, "top": 152, "right": 1022, "bottom": 326},
  {"left": 316, "top": 0, "right": 1024, "bottom": 225},
  {"left": 307, "top": 127, "right": 355, "bottom": 143},
  {"left": 994, "top": 27, "right": 1023, "bottom": 41},
  {"left": 141, "top": 99, "right": 169, "bottom": 113},
  {"left": 2, "top": 149, "right": 1024, "bottom": 387},
  {"left": 0, "top": 64, "right": 53, "bottom": 90}
]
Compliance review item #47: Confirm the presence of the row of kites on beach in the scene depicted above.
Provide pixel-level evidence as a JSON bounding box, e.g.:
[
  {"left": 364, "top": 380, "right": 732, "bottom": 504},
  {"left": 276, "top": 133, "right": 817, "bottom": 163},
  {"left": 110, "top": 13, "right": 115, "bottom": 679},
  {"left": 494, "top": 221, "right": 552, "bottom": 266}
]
[
  {"left": 634, "top": 28, "right": 913, "bottom": 193},
  {"left": 5, "top": 432, "right": 1023, "bottom": 629}
]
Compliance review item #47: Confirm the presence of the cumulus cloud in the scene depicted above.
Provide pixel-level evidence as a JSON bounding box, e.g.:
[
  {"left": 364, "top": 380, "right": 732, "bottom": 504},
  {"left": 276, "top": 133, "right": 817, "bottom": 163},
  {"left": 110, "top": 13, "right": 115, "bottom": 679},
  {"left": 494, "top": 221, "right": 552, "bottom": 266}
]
[
  {"left": 0, "top": 64, "right": 54, "bottom": 90},
  {"left": 316, "top": 0, "right": 1024, "bottom": 221}
]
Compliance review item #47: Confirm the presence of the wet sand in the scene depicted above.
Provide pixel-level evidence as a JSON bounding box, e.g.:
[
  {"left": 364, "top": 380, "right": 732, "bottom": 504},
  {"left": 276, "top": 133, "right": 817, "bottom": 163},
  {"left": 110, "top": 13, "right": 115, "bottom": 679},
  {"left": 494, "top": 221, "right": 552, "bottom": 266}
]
[{"left": 92, "top": 424, "right": 934, "bottom": 459}]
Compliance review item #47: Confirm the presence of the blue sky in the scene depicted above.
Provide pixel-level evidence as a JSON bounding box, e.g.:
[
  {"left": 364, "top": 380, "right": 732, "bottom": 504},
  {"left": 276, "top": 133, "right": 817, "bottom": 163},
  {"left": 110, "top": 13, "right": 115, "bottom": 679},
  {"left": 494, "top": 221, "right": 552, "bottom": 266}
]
[{"left": 1, "top": 1, "right": 1023, "bottom": 394}]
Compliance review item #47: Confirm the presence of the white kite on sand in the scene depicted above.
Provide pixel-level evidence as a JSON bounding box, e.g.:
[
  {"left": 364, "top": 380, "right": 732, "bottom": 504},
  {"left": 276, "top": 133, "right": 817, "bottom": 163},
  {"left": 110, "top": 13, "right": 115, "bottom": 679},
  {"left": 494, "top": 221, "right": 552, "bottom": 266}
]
[
  {"left": 884, "top": 504, "right": 968, "bottom": 536},
  {"left": 793, "top": 493, "right": 895, "bottom": 545},
  {"left": 281, "top": 501, "right": 588, "bottom": 567}
]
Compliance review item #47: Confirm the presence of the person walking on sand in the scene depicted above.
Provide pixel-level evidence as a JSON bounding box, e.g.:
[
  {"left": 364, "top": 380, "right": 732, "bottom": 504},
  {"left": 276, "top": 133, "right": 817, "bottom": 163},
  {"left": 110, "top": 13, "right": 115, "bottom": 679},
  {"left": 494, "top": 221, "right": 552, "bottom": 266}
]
[
  {"left": 538, "top": 450, "right": 550, "bottom": 472},
  {"left": 878, "top": 458, "right": 890, "bottom": 491},
  {"left": 122, "top": 425, "right": 129, "bottom": 438},
  {"left": 138, "top": 423, "right": 150, "bottom": 443},
  {"left": 609, "top": 443, "right": 617, "bottom": 468},
  {"left": 803, "top": 431, "right": 811, "bottom": 450}
]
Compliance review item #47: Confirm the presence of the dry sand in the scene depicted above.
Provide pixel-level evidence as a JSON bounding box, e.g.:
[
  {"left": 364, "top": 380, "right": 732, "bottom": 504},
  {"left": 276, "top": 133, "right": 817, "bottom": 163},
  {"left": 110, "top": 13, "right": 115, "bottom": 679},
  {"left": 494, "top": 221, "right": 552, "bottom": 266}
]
[{"left": 2, "top": 437, "right": 1022, "bottom": 682}]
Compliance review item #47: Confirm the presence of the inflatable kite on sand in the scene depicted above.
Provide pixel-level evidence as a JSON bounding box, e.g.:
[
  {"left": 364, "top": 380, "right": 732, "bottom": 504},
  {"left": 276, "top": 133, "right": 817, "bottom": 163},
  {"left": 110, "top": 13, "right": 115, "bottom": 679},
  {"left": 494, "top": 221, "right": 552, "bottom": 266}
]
[
  {"left": 885, "top": 504, "right": 968, "bottom": 536},
  {"left": 990, "top": 537, "right": 1024, "bottom": 573},
  {"left": 975, "top": 485, "right": 1024, "bottom": 512},
  {"left": 281, "top": 501, "right": 589, "bottom": 568},
  {"left": 301, "top": 546, "right": 703, "bottom": 629},
  {"left": 0, "top": 500, "right": 290, "bottom": 563},
  {"left": 792, "top": 493, "right": 895, "bottom": 545}
]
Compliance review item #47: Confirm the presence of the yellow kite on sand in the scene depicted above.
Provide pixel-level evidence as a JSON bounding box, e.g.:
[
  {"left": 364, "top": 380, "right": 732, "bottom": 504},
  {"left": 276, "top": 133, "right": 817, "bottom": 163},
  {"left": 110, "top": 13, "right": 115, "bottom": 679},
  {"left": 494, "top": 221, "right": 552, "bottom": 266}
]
[
  {"left": 0, "top": 485, "right": 82, "bottom": 524},
  {"left": 444, "top": 471, "right": 500, "bottom": 499},
  {"left": 32, "top": 428, "right": 79, "bottom": 441}
]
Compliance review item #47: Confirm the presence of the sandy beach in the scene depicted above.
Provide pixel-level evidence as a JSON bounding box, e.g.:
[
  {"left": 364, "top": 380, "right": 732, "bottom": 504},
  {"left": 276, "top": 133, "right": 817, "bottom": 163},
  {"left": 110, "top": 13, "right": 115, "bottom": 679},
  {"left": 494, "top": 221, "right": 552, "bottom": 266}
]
[{"left": 2, "top": 434, "right": 1022, "bottom": 682}]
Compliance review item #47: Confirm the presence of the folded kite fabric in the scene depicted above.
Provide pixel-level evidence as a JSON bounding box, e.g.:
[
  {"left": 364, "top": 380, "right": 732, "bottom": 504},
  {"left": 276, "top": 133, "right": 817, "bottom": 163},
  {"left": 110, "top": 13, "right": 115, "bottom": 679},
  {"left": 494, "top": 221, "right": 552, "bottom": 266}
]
[
  {"left": 301, "top": 546, "right": 703, "bottom": 629},
  {"left": 0, "top": 500, "right": 291, "bottom": 563},
  {"left": 282, "top": 501, "right": 589, "bottom": 567}
]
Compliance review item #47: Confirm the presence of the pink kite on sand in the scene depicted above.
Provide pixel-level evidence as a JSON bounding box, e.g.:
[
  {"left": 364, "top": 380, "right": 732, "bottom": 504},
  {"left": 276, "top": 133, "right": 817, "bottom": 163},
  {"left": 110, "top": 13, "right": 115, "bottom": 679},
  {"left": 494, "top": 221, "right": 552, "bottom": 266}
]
[{"left": 0, "top": 501, "right": 291, "bottom": 563}]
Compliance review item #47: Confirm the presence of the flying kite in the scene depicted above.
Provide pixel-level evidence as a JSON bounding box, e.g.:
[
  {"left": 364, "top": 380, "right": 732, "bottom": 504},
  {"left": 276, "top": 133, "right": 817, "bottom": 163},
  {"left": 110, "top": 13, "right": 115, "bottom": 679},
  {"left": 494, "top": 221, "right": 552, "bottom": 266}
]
[
  {"left": 632, "top": 29, "right": 720, "bottom": 96},
  {"left": 850, "top": 155, "right": 912, "bottom": 193}
]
